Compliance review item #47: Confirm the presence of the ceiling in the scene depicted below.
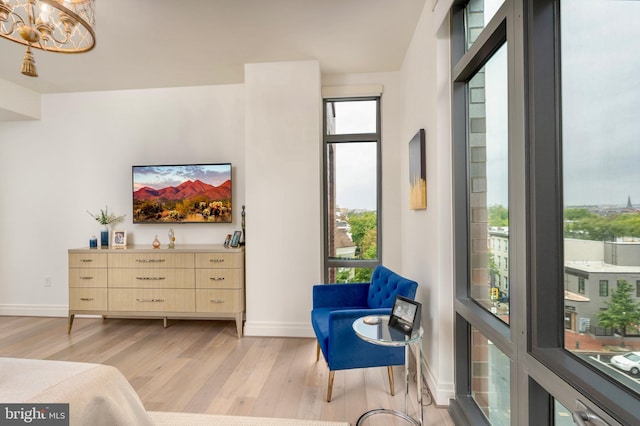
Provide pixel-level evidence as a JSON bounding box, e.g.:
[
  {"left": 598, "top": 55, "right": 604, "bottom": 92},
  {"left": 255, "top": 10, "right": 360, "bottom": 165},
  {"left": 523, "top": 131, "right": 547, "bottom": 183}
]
[{"left": 0, "top": 0, "right": 426, "bottom": 94}]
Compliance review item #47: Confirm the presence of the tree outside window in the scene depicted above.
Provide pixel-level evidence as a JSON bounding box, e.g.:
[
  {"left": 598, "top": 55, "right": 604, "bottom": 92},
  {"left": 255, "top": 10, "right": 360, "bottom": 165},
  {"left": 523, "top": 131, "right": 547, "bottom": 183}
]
[{"left": 597, "top": 280, "right": 640, "bottom": 347}]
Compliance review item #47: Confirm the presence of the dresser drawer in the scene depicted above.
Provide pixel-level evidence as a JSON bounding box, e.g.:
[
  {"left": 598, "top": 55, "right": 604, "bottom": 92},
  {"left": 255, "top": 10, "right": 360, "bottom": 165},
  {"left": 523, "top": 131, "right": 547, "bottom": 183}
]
[
  {"left": 196, "top": 289, "right": 243, "bottom": 313},
  {"left": 109, "top": 289, "right": 195, "bottom": 312},
  {"left": 195, "top": 269, "right": 243, "bottom": 289},
  {"left": 69, "top": 253, "right": 107, "bottom": 268},
  {"left": 69, "top": 288, "right": 107, "bottom": 311},
  {"left": 69, "top": 268, "right": 108, "bottom": 287},
  {"left": 195, "top": 252, "right": 243, "bottom": 269},
  {"left": 109, "top": 268, "right": 195, "bottom": 288},
  {"left": 108, "top": 252, "right": 194, "bottom": 268}
]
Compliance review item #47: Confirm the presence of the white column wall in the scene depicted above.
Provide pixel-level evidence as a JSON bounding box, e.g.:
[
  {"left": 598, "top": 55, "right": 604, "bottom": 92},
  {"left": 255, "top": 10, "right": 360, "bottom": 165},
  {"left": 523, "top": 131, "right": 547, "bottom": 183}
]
[
  {"left": 399, "top": 5, "right": 455, "bottom": 405},
  {"left": 243, "top": 61, "right": 322, "bottom": 337}
]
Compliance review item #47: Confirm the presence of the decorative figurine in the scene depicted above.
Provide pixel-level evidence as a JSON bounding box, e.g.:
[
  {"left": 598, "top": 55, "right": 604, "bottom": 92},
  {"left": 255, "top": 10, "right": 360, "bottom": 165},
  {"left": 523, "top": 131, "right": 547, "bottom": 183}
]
[
  {"left": 168, "top": 228, "right": 175, "bottom": 248},
  {"left": 152, "top": 235, "right": 161, "bottom": 249},
  {"left": 241, "top": 205, "right": 246, "bottom": 246}
]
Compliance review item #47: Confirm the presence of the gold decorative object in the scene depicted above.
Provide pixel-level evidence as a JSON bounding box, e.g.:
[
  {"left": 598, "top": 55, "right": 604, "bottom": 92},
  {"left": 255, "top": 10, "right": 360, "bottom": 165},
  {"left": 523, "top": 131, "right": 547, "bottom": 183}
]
[
  {"left": 168, "top": 228, "right": 175, "bottom": 249},
  {"left": 0, "top": 0, "right": 96, "bottom": 77}
]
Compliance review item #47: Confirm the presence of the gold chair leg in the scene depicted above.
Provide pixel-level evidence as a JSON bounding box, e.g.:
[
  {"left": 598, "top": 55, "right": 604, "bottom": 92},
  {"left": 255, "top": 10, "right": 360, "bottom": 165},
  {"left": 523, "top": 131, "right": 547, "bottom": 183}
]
[
  {"left": 387, "top": 366, "right": 395, "bottom": 396},
  {"left": 67, "top": 314, "right": 75, "bottom": 334},
  {"left": 316, "top": 342, "right": 321, "bottom": 362},
  {"left": 327, "top": 370, "right": 335, "bottom": 402}
]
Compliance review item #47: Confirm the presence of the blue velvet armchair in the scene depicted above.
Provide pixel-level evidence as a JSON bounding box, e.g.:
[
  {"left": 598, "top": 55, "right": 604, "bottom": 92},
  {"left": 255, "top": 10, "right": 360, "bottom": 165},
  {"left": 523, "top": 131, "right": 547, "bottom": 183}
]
[{"left": 311, "top": 265, "right": 418, "bottom": 401}]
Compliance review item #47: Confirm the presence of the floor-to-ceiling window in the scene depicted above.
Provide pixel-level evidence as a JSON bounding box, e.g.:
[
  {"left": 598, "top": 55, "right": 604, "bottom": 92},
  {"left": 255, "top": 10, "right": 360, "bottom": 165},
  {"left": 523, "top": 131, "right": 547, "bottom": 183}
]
[
  {"left": 323, "top": 98, "right": 381, "bottom": 282},
  {"left": 450, "top": 0, "right": 640, "bottom": 424}
]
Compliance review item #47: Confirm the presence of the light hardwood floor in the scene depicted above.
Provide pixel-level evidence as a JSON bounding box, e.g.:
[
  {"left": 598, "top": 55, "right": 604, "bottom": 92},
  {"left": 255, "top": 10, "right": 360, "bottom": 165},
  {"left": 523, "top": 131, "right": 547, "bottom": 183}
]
[{"left": 0, "top": 316, "right": 454, "bottom": 426}]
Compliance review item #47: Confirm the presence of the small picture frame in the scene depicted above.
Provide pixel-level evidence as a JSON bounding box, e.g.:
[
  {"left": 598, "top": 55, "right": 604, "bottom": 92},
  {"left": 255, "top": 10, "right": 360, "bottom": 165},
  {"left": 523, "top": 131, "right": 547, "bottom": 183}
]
[
  {"left": 112, "top": 230, "right": 127, "bottom": 248},
  {"left": 230, "top": 231, "right": 242, "bottom": 248},
  {"left": 388, "top": 295, "right": 421, "bottom": 336},
  {"left": 223, "top": 234, "right": 232, "bottom": 248}
]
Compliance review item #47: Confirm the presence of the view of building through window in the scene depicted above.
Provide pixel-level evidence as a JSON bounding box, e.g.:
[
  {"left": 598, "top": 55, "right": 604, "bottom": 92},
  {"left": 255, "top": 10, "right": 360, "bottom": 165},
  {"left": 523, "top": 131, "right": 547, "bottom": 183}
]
[{"left": 324, "top": 99, "right": 380, "bottom": 283}]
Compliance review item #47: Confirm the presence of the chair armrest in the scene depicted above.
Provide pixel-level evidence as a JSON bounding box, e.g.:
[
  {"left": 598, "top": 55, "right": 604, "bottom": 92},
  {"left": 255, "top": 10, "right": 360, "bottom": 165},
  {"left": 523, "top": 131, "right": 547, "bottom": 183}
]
[{"left": 312, "top": 283, "right": 370, "bottom": 309}]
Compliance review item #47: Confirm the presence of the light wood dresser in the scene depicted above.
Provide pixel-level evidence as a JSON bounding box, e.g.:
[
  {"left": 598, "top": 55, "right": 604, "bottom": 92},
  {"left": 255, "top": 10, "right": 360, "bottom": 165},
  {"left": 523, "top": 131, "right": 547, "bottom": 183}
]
[{"left": 68, "top": 244, "right": 245, "bottom": 337}]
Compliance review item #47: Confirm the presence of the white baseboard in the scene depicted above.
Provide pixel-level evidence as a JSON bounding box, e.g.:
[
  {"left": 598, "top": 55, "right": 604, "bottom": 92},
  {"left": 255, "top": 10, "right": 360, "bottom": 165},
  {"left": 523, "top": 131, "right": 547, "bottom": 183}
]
[
  {"left": 0, "top": 304, "right": 68, "bottom": 317},
  {"left": 421, "top": 354, "right": 454, "bottom": 407},
  {"left": 244, "top": 321, "right": 315, "bottom": 338}
]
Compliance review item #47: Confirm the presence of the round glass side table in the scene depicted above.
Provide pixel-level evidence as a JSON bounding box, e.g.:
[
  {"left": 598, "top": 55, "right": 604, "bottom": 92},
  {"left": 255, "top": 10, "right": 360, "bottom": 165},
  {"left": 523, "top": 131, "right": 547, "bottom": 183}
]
[{"left": 352, "top": 315, "right": 424, "bottom": 426}]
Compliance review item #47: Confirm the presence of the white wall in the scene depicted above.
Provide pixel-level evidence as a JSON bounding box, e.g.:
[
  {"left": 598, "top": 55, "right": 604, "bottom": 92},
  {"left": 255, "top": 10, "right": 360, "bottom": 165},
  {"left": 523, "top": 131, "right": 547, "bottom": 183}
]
[
  {"left": 243, "top": 61, "right": 322, "bottom": 337},
  {"left": 0, "top": 84, "right": 245, "bottom": 315},
  {"left": 398, "top": 5, "right": 455, "bottom": 405}
]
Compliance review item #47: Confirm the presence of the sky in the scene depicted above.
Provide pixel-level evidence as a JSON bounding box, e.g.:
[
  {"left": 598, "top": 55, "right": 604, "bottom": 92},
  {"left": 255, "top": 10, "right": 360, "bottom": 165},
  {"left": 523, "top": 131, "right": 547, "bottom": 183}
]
[
  {"left": 483, "top": 0, "right": 640, "bottom": 208},
  {"left": 561, "top": 0, "right": 640, "bottom": 206},
  {"left": 484, "top": 43, "right": 509, "bottom": 208},
  {"left": 332, "top": 101, "right": 378, "bottom": 211},
  {"left": 132, "top": 164, "right": 231, "bottom": 191}
]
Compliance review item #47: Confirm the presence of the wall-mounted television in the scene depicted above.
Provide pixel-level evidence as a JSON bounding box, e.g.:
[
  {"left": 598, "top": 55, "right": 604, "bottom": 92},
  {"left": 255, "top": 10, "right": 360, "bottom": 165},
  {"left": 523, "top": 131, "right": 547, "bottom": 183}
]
[{"left": 133, "top": 163, "right": 232, "bottom": 223}]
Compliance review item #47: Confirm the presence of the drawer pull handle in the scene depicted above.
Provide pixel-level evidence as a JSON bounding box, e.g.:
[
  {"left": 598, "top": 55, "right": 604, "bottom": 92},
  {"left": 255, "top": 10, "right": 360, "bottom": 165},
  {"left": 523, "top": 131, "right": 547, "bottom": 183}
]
[
  {"left": 79, "top": 276, "right": 94, "bottom": 280},
  {"left": 135, "top": 259, "right": 166, "bottom": 263},
  {"left": 136, "top": 298, "right": 165, "bottom": 303},
  {"left": 80, "top": 297, "right": 94, "bottom": 301},
  {"left": 80, "top": 259, "right": 93, "bottom": 263},
  {"left": 136, "top": 277, "right": 166, "bottom": 281},
  {"left": 209, "top": 277, "right": 225, "bottom": 281},
  {"left": 209, "top": 258, "right": 225, "bottom": 263},
  {"left": 210, "top": 299, "right": 225, "bottom": 303}
]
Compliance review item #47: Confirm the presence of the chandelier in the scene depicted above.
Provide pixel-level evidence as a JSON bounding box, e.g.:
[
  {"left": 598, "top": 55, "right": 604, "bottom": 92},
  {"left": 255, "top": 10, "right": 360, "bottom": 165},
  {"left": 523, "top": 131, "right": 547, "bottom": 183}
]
[{"left": 0, "top": 0, "right": 95, "bottom": 77}]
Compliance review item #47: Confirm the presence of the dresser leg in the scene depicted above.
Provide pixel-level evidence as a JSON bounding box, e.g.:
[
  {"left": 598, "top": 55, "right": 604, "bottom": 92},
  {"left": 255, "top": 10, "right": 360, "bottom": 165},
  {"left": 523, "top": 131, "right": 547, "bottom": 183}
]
[
  {"left": 235, "top": 313, "right": 243, "bottom": 338},
  {"left": 67, "top": 315, "right": 75, "bottom": 334},
  {"left": 163, "top": 317, "right": 168, "bottom": 328}
]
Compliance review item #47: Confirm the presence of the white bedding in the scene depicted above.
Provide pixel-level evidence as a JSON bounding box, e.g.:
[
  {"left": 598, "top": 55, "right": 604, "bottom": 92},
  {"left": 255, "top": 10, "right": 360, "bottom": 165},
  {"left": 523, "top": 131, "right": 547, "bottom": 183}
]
[
  {"left": 0, "top": 357, "right": 350, "bottom": 426},
  {"left": 0, "top": 357, "right": 152, "bottom": 426}
]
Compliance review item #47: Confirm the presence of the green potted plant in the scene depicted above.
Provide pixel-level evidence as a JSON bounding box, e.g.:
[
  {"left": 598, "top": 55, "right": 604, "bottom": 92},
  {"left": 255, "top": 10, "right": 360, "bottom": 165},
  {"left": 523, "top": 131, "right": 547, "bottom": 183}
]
[{"left": 88, "top": 206, "right": 125, "bottom": 247}]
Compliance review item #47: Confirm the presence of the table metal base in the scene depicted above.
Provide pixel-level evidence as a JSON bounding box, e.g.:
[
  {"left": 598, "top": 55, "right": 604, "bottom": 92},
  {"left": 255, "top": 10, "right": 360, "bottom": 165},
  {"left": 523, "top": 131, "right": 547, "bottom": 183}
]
[
  {"left": 352, "top": 316, "right": 424, "bottom": 426},
  {"left": 356, "top": 408, "right": 420, "bottom": 426}
]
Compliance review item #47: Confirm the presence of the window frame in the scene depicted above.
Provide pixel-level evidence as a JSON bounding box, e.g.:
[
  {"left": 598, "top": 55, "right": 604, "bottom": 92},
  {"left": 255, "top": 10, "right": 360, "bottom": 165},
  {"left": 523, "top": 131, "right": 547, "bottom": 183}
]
[
  {"left": 450, "top": 1, "right": 514, "bottom": 423},
  {"left": 526, "top": 0, "right": 640, "bottom": 423},
  {"left": 449, "top": 0, "right": 640, "bottom": 424},
  {"left": 322, "top": 97, "right": 382, "bottom": 282}
]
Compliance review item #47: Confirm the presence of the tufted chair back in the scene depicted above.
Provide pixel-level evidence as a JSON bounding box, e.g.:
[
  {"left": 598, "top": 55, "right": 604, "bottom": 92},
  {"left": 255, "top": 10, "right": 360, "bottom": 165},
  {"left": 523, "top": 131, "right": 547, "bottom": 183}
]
[{"left": 367, "top": 265, "right": 418, "bottom": 309}]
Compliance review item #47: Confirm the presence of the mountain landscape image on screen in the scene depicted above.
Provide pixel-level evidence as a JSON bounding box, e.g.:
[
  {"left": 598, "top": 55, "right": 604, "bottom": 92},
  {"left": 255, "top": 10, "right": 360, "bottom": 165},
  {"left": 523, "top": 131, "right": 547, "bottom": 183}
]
[{"left": 133, "top": 164, "right": 232, "bottom": 223}]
